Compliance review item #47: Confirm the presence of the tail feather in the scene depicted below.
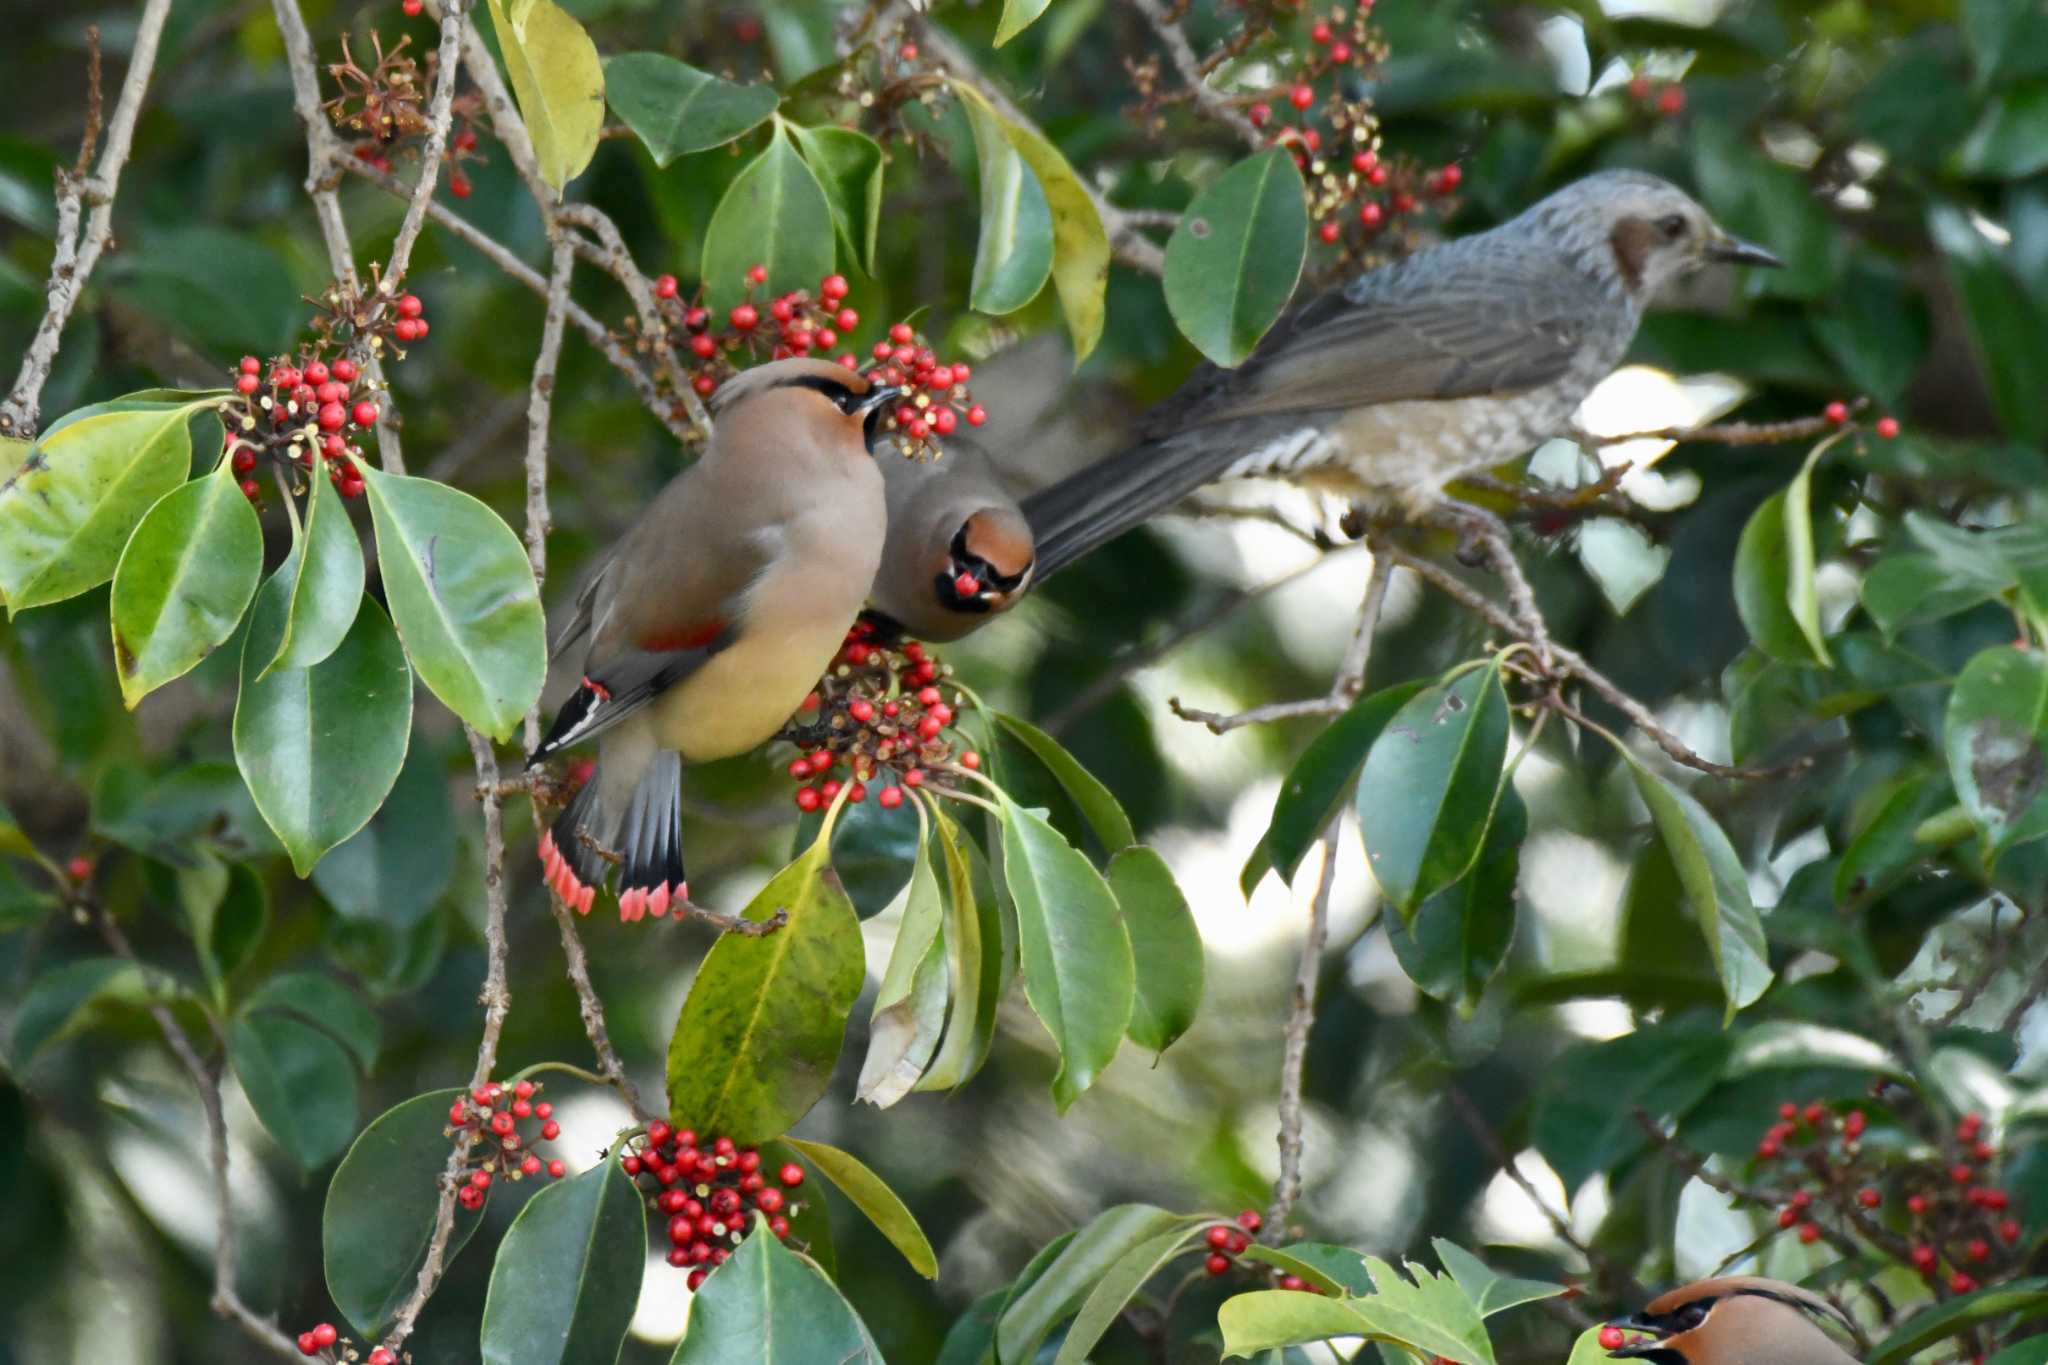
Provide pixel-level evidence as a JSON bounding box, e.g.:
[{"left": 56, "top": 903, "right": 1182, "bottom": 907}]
[
  {"left": 1022, "top": 430, "right": 1247, "bottom": 579},
  {"left": 538, "top": 751, "right": 688, "bottom": 922}
]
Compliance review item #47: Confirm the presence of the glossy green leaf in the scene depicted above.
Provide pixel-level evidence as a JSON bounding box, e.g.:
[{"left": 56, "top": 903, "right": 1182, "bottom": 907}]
[
  {"left": 667, "top": 820, "right": 865, "bottom": 1144},
  {"left": 1245, "top": 680, "right": 1429, "bottom": 894},
  {"left": 958, "top": 87, "right": 1055, "bottom": 316},
  {"left": 245, "top": 971, "right": 380, "bottom": 1071},
  {"left": 1218, "top": 1291, "right": 1382, "bottom": 1358},
  {"left": 917, "top": 809, "right": 1005, "bottom": 1092},
  {"left": 1867, "top": 1279, "right": 2048, "bottom": 1365},
  {"left": 857, "top": 817, "right": 947, "bottom": 1107},
  {"left": 234, "top": 570, "right": 412, "bottom": 876},
  {"left": 1621, "top": 755, "right": 1773, "bottom": 1021},
  {"left": 1963, "top": 0, "right": 2048, "bottom": 90},
  {"left": 783, "top": 1136, "right": 938, "bottom": 1278},
  {"left": 1559, "top": 1326, "right": 1614, "bottom": 1365},
  {"left": 0, "top": 401, "right": 200, "bottom": 612},
  {"left": 797, "top": 794, "right": 921, "bottom": 919},
  {"left": 1347, "top": 1255, "right": 1496, "bottom": 1365},
  {"left": 480, "top": 1151, "right": 645, "bottom": 1365},
  {"left": 1834, "top": 770, "right": 1953, "bottom": 904},
  {"left": 991, "top": 1205, "right": 1186, "bottom": 1364},
  {"left": 10, "top": 956, "right": 175, "bottom": 1065},
  {"left": 1356, "top": 663, "right": 1510, "bottom": 918},
  {"left": 310, "top": 734, "right": 458, "bottom": 931},
  {"left": 603, "top": 53, "right": 777, "bottom": 166},
  {"left": 1932, "top": 202, "right": 2048, "bottom": 444},
  {"left": 228, "top": 1010, "right": 359, "bottom": 1168},
  {"left": 993, "top": 0, "right": 1054, "bottom": 45},
  {"left": 1960, "top": 82, "right": 2048, "bottom": 179},
  {"left": 791, "top": 124, "right": 884, "bottom": 276},
  {"left": 1385, "top": 787, "right": 1524, "bottom": 1014},
  {"left": 1239, "top": 1242, "right": 1375, "bottom": 1297},
  {"left": 175, "top": 853, "right": 268, "bottom": 1002},
  {"left": 1165, "top": 149, "right": 1308, "bottom": 367},
  {"left": 262, "top": 468, "right": 363, "bottom": 676},
  {"left": 357, "top": 459, "right": 544, "bottom": 742},
  {"left": 1733, "top": 488, "right": 1825, "bottom": 667},
  {"left": 106, "top": 227, "right": 300, "bottom": 355},
  {"left": 1862, "top": 550, "right": 2003, "bottom": 638},
  {"left": 1430, "top": 1239, "right": 1562, "bottom": 1318},
  {"left": 999, "top": 795, "right": 1136, "bottom": 1111},
  {"left": 1986, "top": 1337, "right": 2048, "bottom": 1365},
  {"left": 109, "top": 465, "right": 262, "bottom": 706},
  {"left": 991, "top": 106, "right": 1112, "bottom": 360},
  {"left": 483, "top": 0, "right": 604, "bottom": 193},
  {"left": 992, "top": 710, "right": 1134, "bottom": 852},
  {"left": 0, "top": 861, "right": 59, "bottom": 936},
  {"left": 1945, "top": 645, "right": 2048, "bottom": 858},
  {"left": 1530, "top": 1018, "right": 1732, "bottom": 1190},
  {"left": 1053, "top": 1222, "right": 1209, "bottom": 1365},
  {"left": 672, "top": 1213, "right": 881, "bottom": 1364},
  {"left": 1109, "top": 846, "right": 1203, "bottom": 1055},
  {"left": 325, "top": 1089, "right": 488, "bottom": 1339},
  {"left": 701, "top": 127, "right": 836, "bottom": 313}
]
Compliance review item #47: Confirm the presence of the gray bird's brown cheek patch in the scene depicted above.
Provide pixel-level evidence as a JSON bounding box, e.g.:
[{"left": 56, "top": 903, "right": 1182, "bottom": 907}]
[
  {"left": 1971, "top": 720, "right": 2046, "bottom": 832},
  {"left": 1609, "top": 217, "right": 1659, "bottom": 291}
]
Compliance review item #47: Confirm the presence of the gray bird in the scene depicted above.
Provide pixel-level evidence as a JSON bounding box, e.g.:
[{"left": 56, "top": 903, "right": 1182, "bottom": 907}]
[
  {"left": 1607, "top": 1276, "right": 1861, "bottom": 1365},
  {"left": 533, "top": 358, "right": 901, "bottom": 920},
  {"left": 1022, "top": 170, "right": 1781, "bottom": 579},
  {"left": 868, "top": 434, "right": 1036, "bottom": 643}
]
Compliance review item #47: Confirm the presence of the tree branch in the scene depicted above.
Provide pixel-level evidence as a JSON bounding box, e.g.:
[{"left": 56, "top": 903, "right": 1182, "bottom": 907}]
[
  {"left": 384, "top": 3, "right": 469, "bottom": 290},
  {"left": 1266, "top": 820, "right": 1339, "bottom": 1238},
  {"left": 0, "top": 0, "right": 175, "bottom": 438},
  {"left": 97, "top": 913, "right": 301, "bottom": 1359},
  {"left": 1125, "top": 0, "right": 1266, "bottom": 150}
]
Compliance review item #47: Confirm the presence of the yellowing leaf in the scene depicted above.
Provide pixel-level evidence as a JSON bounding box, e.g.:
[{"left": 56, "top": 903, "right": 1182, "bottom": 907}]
[{"left": 484, "top": 0, "right": 604, "bottom": 194}]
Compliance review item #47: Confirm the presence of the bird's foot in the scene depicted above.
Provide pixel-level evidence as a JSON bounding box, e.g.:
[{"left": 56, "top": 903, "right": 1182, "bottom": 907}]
[{"left": 1423, "top": 502, "right": 1555, "bottom": 669}]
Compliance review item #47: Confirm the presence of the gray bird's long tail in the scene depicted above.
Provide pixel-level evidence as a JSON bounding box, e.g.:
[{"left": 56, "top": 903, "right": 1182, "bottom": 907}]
[
  {"left": 1022, "top": 429, "right": 1249, "bottom": 579},
  {"left": 539, "top": 752, "right": 687, "bottom": 922}
]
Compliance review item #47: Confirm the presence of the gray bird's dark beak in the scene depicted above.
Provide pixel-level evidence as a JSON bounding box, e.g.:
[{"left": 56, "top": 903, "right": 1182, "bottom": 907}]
[
  {"left": 1706, "top": 234, "right": 1783, "bottom": 269},
  {"left": 854, "top": 383, "right": 906, "bottom": 416}
]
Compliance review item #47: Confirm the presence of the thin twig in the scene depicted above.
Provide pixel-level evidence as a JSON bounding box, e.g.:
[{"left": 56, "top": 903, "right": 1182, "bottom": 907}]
[
  {"left": 1125, "top": 0, "right": 1266, "bottom": 149},
  {"left": 2002, "top": 946, "right": 2048, "bottom": 1035},
  {"left": 97, "top": 913, "right": 300, "bottom": 1359},
  {"left": 384, "top": 3, "right": 468, "bottom": 290},
  {"left": 521, "top": 234, "right": 571, "bottom": 751},
  {"left": 0, "top": 0, "right": 175, "bottom": 437},
  {"left": 1584, "top": 412, "right": 1847, "bottom": 449},
  {"left": 546, "top": 895, "right": 655, "bottom": 1120},
  {"left": 1266, "top": 820, "right": 1339, "bottom": 1239}
]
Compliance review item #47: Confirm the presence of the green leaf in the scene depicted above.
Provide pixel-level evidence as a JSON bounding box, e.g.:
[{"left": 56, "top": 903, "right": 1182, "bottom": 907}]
[
  {"left": 1164, "top": 149, "right": 1308, "bottom": 367},
  {"left": 673, "top": 1213, "right": 881, "bottom": 1364},
  {"left": 1053, "top": 1222, "right": 1209, "bottom": 1365},
  {"left": 1560, "top": 1326, "right": 1614, "bottom": 1365},
  {"left": 602, "top": 53, "right": 777, "bottom": 167},
  {"left": 857, "top": 819, "right": 948, "bottom": 1107},
  {"left": 992, "top": 1205, "right": 1188, "bottom": 1363},
  {"left": 1356, "top": 663, "right": 1511, "bottom": 918},
  {"left": 782, "top": 1136, "right": 938, "bottom": 1278},
  {"left": 791, "top": 125, "right": 884, "bottom": 277},
  {"left": 1246, "top": 680, "right": 1429, "bottom": 894},
  {"left": 1734, "top": 488, "right": 1820, "bottom": 666},
  {"left": 1867, "top": 1279, "right": 2048, "bottom": 1365},
  {"left": 1109, "top": 846, "right": 1203, "bottom": 1055},
  {"left": 1345, "top": 1255, "right": 1496, "bottom": 1365},
  {"left": 986, "top": 104, "right": 1112, "bottom": 361},
  {"left": 992, "top": 710, "right": 1134, "bottom": 852},
  {"left": 958, "top": 87, "right": 1055, "bottom": 316},
  {"left": 0, "top": 401, "right": 202, "bottom": 612},
  {"left": 357, "top": 460, "right": 545, "bottom": 742},
  {"left": 109, "top": 465, "right": 262, "bottom": 706},
  {"left": 480, "top": 1150, "right": 645, "bottom": 1365},
  {"left": 1807, "top": 261, "right": 1930, "bottom": 404},
  {"left": 1429, "top": 1239, "right": 1562, "bottom": 1318},
  {"left": 1239, "top": 1242, "right": 1375, "bottom": 1297},
  {"left": 1963, "top": 0, "right": 2048, "bottom": 89},
  {"left": 483, "top": 0, "right": 604, "bottom": 193},
  {"left": 701, "top": 127, "right": 836, "bottom": 313},
  {"left": 667, "top": 821, "right": 865, "bottom": 1144},
  {"left": 1835, "top": 770, "right": 1954, "bottom": 904},
  {"left": 1945, "top": 645, "right": 2048, "bottom": 859},
  {"left": 1960, "top": 82, "right": 2048, "bottom": 179},
  {"left": 993, "top": 0, "right": 1054, "bottom": 45},
  {"left": 917, "top": 809, "right": 1005, "bottom": 1092},
  {"left": 175, "top": 853, "right": 268, "bottom": 1002},
  {"left": 1385, "top": 787, "right": 1524, "bottom": 1013},
  {"left": 999, "top": 796, "right": 1136, "bottom": 1111},
  {"left": 1530, "top": 1019, "right": 1732, "bottom": 1190},
  {"left": 10, "top": 956, "right": 172, "bottom": 1065},
  {"left": 1862, "top": 550, "right": 2004, "bottom": 638},
  {"left": 1932, "top": 201, "right": 2048, "bottom": 444},
  {"left": 1620, "top": 756, "right": 1773, "bottom": 1021},
  {"left": 228, "top": 1009, "right": 359, "bottom": 1168},
  {"left": 235, "top": 570, "right": 412, "bottom": 877},
  {"left": 106, "top": 227, "right": 301, "bottom": 356},
  {"left": 310, "top": 733, "right": 458, "bottom": 930},
  {"left": 1987, "top": 1337, "right": 2048, "bottom": 1365},
  {"left": 1219, "top": 1291, "right": 1379, "bottom": 1357},
  {"left": 262, "top": 468, "right": 364, "bottom": 676},
  {"left": 245, "top": 971, "right": 381, "bottom": 1071},
  {"left": 325, "top": 1089, "right": 488, "bottom": 1339},
  {"left": 798, "top": 794, "right": 921, "bottom": 919}
]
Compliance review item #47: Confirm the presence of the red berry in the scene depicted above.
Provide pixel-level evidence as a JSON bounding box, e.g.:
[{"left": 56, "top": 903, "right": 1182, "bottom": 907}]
[
  {"left": 730, "top": 304, "right": 759, "bottom": 330},
  {"left": 655, "top": 274, "right": 679, "bottom": 300},
  {"left": 1310, "top": 21, "right": 1331, "bottom": 42},
  {"left": 1599, "top": 1327, "right": 1626, "bottom": 1351},
  {"left": 1797, "top": 1222, "right": 1820, "bottom": 1244},
  {"left": 1436, "top": 164, "right": 1463, "bottom": 192},
  {"left": 1791, "top": 1190, "right": 1813, "bottom": 1209},
  {"left": 1206, "top": 1253, "right": 1231, "bottom": 1276},
  {"left": 298, "top": 1333, "right": 319, "bottom": 1356},
  {"left": 769, "top": 1215, "right": 791, "bottom": 1238},
  {"left": 1359, "top": 202, "right": 1384, "bottom": 227},
  {"left": 1952, "top": 1164, "right": 1975, "bottom": 1185},
  {"left": 332, "top": 358, "right": 359, "bottom": 383},
  {"left": 1757, "top": 1138, "right": 1781, "bottom": 1159},
  {"left": 1968, "top": 1238, "right": 1990, "bottom": 1262},
  {"left": 449, "top": 1101, "right": 468, "bottom": 1125},
  {"left": 712, "top": 1135, "right": 736, "bottom": 1156},
  {"left": 1319, "top": 222, "right": 1341, "bottom": 244},
  {"left": 370, "top": 1351, "right": 396, "bottom": 1365},
  {"left": 747, "top": 264, "right": 769, "bottom": 285},
  {"left": 2001, "top": 1218, "right": 2022, "bottom": 1243},
  {"left": 1657, "top": 85, "right": 1686, "bottom": 116},
  {"left": 1248, "top": 102, "right": 1271, "bottom": 127},
  {"left": 966, "top": 405, "right": 987, "bottom": 427},
  {"left": 313, "top": 1324, "right": 337, "bottom": 1347},
  {"left": 1777, "top": 1208, "right": 1799, "bottom": 1229},
  {"left": 1206, "top": 1225, "right": 1232, "bottom": 1249},
  {"left": 779, "top": 1162, "right": 804, "bottom": 1187},
  {"left": 1235, "top": 1209, "right": 1263, "bottom": 1232},
  {"left": 240, "top": 478, "right": 262, "bottom": 501},
  {"left": 820, "top": 274, "right": 849, "bottom": 300},
  {"left": 1289, "top": 84, "right": 1315, "bottom": 110},
  {"left": 1950, "top": 1271, "right": 1976, "bottom": 1294},
  {"left": 395, "top": 293, "right": 424, "bottom": 320},
  {"left": 960, "top": 751, "right": 980, "bottom": 770},
  {"left": 1873, "top": 416, "right": 1899, "bottom": 438},
  {"left": 1824, "top": 401, "right": 1848, "bottom": 424},
  {"left": 548, "top": 1159, "right": 566, "bottom": 1177},
  {"left": 1908, "top": 1194, "right": 1929, "bottom": 1215},
  {"left": 1912, "top": 1245, "right": 1937, "bottom": 1271},
  {"left": 1330, "top": 41, "right": 1352, "bottom": 61},
  {"left": 1844, "top": 1110, "right": 1866, "bottom": 1138},
  {"left": 931, "top": 407, "right": 958, "bottom": 436},
  {"left": 1858, "top": 1187, "right": 1880, "bottom": 1208},
  {"left": 239, "top": 355, "right": 262, "bottom": 375},
  {"left": 755, "top": 1186, "right": 785, "bottom": 1213},
  {"left": 236, "top": 373, "right": 261, "bottom": 395},
  {"left": 878, "top": 786, "right": 904, "bottom": 809}
]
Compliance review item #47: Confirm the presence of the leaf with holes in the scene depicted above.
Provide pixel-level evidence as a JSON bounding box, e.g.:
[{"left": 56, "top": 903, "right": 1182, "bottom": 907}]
[{"left": 1945, "top": 645, "right": 2048, "bottom": 860}]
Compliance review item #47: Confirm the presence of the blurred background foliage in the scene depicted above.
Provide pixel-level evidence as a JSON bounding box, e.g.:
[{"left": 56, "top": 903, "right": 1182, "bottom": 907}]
[{"left": 3, "top": 0, "right": 2048, "bottom": 1360}]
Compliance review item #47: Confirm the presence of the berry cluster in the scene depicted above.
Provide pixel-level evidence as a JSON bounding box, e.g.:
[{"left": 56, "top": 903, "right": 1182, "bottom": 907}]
[
  {"left": 1749, "top": 1098, "right": 2027, "bottom": 1297},
  {"left": 1822, "top": 399, "right": 1901, "bottom": 441},
  {"left": 623, "top": 1121, "right": 809, "bottom": 1291},
  {"left": 327, "top": 30, "right": 486, "bottom": 195},
  {"left": 650, "top": 265, "right": 986, "bottom": 460},
  {"left": 446, "top": 1078, "right": 568, "bottom": 1207},
  {"left": 779, "top": 625, "right": 981, "bottom": 812},
  {"left": 291, "top": 1321, "right": 395, "bottom": 1363},
  {"left": 1199, "top": 1209, "right": 1323, "bottom": 1292},
  {"left": 1624, "top": 73, "right": 1688, "bottom": 120}
]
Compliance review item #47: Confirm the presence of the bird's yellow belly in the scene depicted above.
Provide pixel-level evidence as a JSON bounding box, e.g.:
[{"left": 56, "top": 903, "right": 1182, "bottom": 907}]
[{"left": 651, "top": 617, "right": 845, "bottom": 761}]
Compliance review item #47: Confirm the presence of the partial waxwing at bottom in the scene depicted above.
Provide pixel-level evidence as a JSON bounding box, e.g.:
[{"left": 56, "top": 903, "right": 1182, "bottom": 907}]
[
  {"left": 529, "top": 358, "right": 902, "bottom": 921},
  {"left": 1607, "top": 1277, "right": 1862, "bottom": 1365},
  {"left": 1021, "top": 170, "right": 1783, "bottom": 583},
  {"left": 866, "top": 433, "right": 1037, "bottom": 644}
]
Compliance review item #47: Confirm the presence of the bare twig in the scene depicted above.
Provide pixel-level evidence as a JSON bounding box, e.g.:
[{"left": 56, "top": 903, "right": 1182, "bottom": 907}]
[
  {"left": 1125, "top": 0, "right": 1266, "bottom": 149},
  {"left": 2002, "top": 946, "right": 2048, "bottom": 1036},
  {"left": 546, "top": 895, "right": 655, "bottom": 1120},
  {"left": 1267, "top": 820, "right": 1339, "bottom": 1238},
  {"left": 1584, "top": 412, "right": 1848, "bottom": 449},
  {"left": 384, "top": 3, "right": 468, "bottom": 289},
  {"left": 553, "top": 201, "right": 711, "bottom": 437},
  {"left": 97, "top": 914, "right": 300, "bottom": 1359},
  {"left": 0, "top": 0, "right": 175, "bottom": 438},
  {"left": 521, "top": 235, "right": 571, "bottom": 749}
]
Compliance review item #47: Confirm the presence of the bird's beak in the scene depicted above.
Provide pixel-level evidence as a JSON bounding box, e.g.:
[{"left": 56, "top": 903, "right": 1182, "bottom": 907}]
[
  {"left": 1705, "top": 232, "right": 1783, "bottom": 269},
  {"left": 853, "top": 383, "right": 906, "bottom": 416},
  {"left": 1603, "top": 1316, "right": 1675, "bottom": 1358}
]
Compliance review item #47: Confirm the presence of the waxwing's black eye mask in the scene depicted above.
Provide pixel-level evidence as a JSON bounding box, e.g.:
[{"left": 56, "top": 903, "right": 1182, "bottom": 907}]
[{"left": 934, "top": 523, "right": 1033, "bottom": 614}]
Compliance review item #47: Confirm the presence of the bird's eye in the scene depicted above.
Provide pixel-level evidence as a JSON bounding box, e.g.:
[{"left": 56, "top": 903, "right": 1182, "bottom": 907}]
[
  {"left": 1677, "top": 1305, "right": 1708, "bottom": 1329},
  {"left": 1657, "top": 214, "right": 1689, "bottom": 241}
]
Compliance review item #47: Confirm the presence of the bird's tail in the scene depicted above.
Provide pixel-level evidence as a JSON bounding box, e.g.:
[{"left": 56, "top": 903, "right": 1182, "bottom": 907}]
[
  {"left": 538, "top": 748, "right": 688, "bottom": 922},
  {"left": 1021, "top": 430, "right": 1239, "bottom": 580}
]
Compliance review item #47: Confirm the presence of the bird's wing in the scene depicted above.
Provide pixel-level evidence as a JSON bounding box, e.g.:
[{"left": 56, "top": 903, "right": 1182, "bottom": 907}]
[{"left": 1148, "top": 241, "right": 1596, "bottom": 433}]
